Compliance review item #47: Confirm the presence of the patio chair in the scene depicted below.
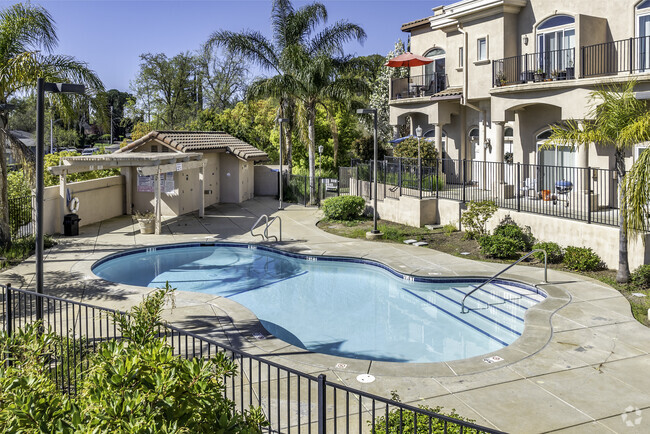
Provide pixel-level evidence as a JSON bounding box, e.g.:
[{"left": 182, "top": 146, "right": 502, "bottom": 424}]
[
  {"left": 419, "top": 80, "right": 436, "bottom": 96},
  {"left": 520, "top": 178, "right": 538, "bottom": 199}
]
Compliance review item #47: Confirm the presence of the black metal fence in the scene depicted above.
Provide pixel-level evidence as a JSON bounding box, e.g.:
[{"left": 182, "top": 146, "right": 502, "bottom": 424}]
[
  {"left": 0, "top": 284, "right": 500, "bottom": 433},
  {"left": 344, "top": 158, "right": 624, "bottom": 227},
  {"left": 283, "top": 173, "right": 339, "bottom": 207},
  {"left": 8, "top": 195, "right": 34, "bottom": 239}
]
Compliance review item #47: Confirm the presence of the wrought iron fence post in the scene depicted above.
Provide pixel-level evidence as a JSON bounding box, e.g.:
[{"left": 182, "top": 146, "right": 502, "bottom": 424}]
[
  {"left": 383, "top": 160, "right": 386, "bottom": 199},
  {"left": 318, "top": 374, "right": 327, "bottom": 434},
  {"left": 398, "top": 158, "right": 402, "bottom": 197},
  {"left": 587, "top": 167, "right": 591, "bottom": 224},
  {"left": 436, "top": 159, "right": 439, "bottom": 199},
  {"left": 5, "top": 284, "right": 12, "bottom": 337},
  {"left": 516, "top": 162, "right": 521, "bottom": 212},
  {"left": 304, "top": 176, "right": 307, "bottom": 206},
  {"left": 461, "top": 159, "right": 466, "bottom": 203},
  {"left": 419, "top": 158, "right": 422, "bottom": 200},
  {"left": 4, "top": 284, "right": 11, "bottom": 367}
]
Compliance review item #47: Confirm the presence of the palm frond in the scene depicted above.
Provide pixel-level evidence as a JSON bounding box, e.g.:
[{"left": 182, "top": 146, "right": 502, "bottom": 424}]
[
  {"left": 308, "top": 21, "right": 366, "bottom": 55},
  {"left": 206, "top": 30, "right": 279, "bottom": 73},
  {"left": 623, "top": 147, "right": 650, "bottom": 239},
  {"left": 0, "top": 3, "right": 57, "bottom": 58}
]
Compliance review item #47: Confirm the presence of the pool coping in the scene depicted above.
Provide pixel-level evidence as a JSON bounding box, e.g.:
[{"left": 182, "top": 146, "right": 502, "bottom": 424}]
[{"left": 83, "top": 240, "right": 571, "bottom": 378}]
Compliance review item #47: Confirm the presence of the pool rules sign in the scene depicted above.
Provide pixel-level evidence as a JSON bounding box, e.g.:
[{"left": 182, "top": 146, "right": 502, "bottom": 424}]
[{"left": 137, "top": 172, "right": 175, "bottom": 193}]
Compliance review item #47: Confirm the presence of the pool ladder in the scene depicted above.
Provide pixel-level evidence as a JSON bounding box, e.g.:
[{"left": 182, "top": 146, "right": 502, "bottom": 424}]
[
  {"left": 250, "top": 214, "right": 282, "bottom": 242},
  {"left": 460, "top": 249, "right": 548, "bottom": 314}
]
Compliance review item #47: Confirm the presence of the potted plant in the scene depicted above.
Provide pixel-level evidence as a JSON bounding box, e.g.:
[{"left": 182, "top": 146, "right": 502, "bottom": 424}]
[
  {"left": 551, "top": 70, "right": 559, "bottom": 80},
  {"left": 504, "top": 152, "right": 514, "bottom": 164},
  {"left": 495, "top": 70, "right": 508, "bottom": 86},
  {"left": 135, "top": 210, "right": 155, "bottom": 234},
  {"left": 533, "top": 68, "right": 545, "bottom": 82}
]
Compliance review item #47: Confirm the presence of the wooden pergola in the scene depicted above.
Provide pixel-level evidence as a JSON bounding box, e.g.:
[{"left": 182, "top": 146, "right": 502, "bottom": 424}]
[{"left": 48, "top": 152, "right": 205, "bottom": 234}]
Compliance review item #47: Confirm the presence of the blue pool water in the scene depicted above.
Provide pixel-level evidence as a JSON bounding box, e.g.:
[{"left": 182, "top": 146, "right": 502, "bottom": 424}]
[{"left": 92, "top": 243, "right": 546, "bottom": 363}]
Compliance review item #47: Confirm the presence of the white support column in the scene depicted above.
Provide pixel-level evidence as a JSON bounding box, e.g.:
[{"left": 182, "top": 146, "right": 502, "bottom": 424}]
[
  {"left": 59, "top": 171, "right": 67, "bottom": 234},
  {"left": 155, "top": 168, "right": 162, "bottom": 235},
  {"left": 123, "top": 167, "right": 133, "bottom": 215},
  {"left": 199, "top": 163, "right": 205, "bottom": 218},
  {"left": 576, "top": 120, "right": 590, "bottom": 194},
  {"left": 494, "top": 121, "right": 505, "bottom": 182}
]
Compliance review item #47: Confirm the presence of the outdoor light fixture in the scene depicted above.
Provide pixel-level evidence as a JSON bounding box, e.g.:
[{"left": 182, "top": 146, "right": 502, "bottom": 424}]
[
  {"left": 523, "top": 35, "right": 529, "bottom": 46},
  {"left": 35, "top": 78, "right": 85, "bottom": 319},
  {"left": 277, "top": 118, "right": 289, "bottom": 210},
  {"left": 356, "top": 108, "right": 380, "bottom": 235}
]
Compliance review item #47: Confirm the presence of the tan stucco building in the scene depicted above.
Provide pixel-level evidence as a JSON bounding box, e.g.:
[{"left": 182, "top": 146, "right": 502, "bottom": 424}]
[
  {"left": 391, "top": 0, "right": 650, "bottom": 176},
  {"left": 116, "top": 131, "right": 268, "bottom": 215}
]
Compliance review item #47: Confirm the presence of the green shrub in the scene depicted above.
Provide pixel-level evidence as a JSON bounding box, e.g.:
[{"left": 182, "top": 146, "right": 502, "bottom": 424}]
[
  {"left": 478, "top": 235, "right": 520, "bottom": 259},
  {"left": 393, "top": 137, "right": 438, "bottom": 160},
  {"left": 443, "top": 223, "right": 457, "bottom": 236},
  {"left": 493, "top": 216, "right": 535, "bottom": 251},
  {"left": 532, "top": 241, "right": 564, "bottom": 264},
  {"left": 0, "top": 284, "right": 266, "bottom": 433},
  {"left": 563, "top": 246, "right": 604, "bottom": 271},
  {"left": 322, "top": 196, "right": 366, "bottom": 221},
  {"left": 460, "top": 200, "right": 497, "bottom": 239},
  {"left": 631, "top": 264, "right": 650, "bottom": 289},
  {"left": 372, "top": 392, "right": 475, "bottom": 434}
]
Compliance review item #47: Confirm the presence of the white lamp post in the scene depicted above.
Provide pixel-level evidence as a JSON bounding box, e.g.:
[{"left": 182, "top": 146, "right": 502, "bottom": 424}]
[{"left": 318, "top": 145, "right": 323, "bottom": 178}]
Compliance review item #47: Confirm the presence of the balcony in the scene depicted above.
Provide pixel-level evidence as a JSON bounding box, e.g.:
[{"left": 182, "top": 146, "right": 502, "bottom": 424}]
[
  {"left": 492, "top": 48, "right": 576, "bottom": 87},
  {"left": 493, "top": 36, "right": 650, "bottom": 87},
  {"left": 390, "top": 73, "right": 448, "bottom": 100},
  {"left": 582, "top": 35, "right": 650, "bottom": 77}
]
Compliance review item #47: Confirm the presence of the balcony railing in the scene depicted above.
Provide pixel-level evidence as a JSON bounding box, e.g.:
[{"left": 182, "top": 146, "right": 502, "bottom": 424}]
[
  {"left": 390, "top": 73, "right": 447, "bottom": 100},
  {"left": 582, "top": 35, "right": 650, "bottom": 78},
  {"left": 493, "top": 48, "right": 576, "bottom": 87}
]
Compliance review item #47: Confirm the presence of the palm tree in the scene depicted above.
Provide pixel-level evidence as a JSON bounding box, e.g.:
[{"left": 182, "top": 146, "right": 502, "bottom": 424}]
[
  {"left": 0, "top": 3, "right": 103, "bottom": 245},
  {"left": 293, "top": 52, "right": 368, "bottom": 202},
  {"left": 207, "top": 0, "right": 365, "bottom": 191},
  {"left": 549, "top": 81, "right": 649, "bottom": 283}
]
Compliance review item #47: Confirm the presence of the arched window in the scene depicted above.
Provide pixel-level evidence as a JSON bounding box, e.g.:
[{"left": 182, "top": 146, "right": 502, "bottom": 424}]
[
  {"left": 504, "top": 127, "right": 514, "bottom": 154},
  {"left": 423, "top": 128, "right": 447, "bottom": 153},
  {"left": 469, "top": 128, "right": 480, "bottom": 139},
  {"left": 637, "top": 1, "right": 650, "bottom": 70},
  {"left": 537, "top": 15, "right": 575, "bottom": 74},
  {"left": 424, "top": 48, "right": 445, "bottom": 95}
]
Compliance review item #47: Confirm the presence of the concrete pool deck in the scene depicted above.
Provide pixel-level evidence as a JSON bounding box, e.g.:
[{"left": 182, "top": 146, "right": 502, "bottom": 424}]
[{"left": 3, "top": 196, "right": 650, "bottom": 433}]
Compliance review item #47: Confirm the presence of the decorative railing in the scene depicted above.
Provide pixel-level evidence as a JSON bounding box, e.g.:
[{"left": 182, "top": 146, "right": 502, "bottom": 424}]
[
  {"left": 347, "top": 158, "right": 624, "bottom": 228},
  {"left": 390, "top": 73, "right": 448, "bottom": 100},
  {"left": 492, "top": 48, "right": 576, "bottom": 87},
  {"left": 581, "top": 35, "right": 650, "bottom": 77}
]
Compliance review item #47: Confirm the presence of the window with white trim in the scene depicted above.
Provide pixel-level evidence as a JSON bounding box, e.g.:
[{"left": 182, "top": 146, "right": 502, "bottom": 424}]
[
  {"left": 459, "top": 47, "right": 464, "bottom": 68},
  {"left": 477, "top": 37, "right": 487, "bottom": 61},
  {"left": 635, "top": 143, "right": 650, "bottom": 161}
]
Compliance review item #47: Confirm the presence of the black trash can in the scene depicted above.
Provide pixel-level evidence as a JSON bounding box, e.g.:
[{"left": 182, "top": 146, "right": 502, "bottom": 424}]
[{"left": 63, "top": 213, "right": 81, "bottom": 236}]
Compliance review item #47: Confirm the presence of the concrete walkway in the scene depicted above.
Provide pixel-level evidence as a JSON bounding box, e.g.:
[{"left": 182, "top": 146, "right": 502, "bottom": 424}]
[{"left": 4, "top": 196, "right": 650, "bottom": 433}]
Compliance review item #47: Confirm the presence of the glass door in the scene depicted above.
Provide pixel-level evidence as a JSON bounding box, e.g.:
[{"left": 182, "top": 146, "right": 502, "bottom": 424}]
[{"left": 639, "top": 14, "right": 650, "bottom": 72}]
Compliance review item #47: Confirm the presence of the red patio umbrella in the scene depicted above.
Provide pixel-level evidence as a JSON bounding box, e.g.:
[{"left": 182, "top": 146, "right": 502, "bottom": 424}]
[{"left": 385, "top": 52, "right": 433, "bottom": 88}]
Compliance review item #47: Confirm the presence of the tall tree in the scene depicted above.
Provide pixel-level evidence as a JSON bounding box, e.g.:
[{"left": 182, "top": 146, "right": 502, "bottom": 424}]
[
  {"left": 105, "top": 89, "right": 133, "bottom": 139},
  {"left": 550, "top": 81, "right": 650, "bottom": 283},
  {"left": 208, "top": 0, "right": 366, "bottom": 183},
  {"left": 197, "top": 46, "right": 249, "bottom": 111},
  {"left": 0, "top": 3, "right": 103, "bottom": 245},
  {"left": 131, "top": 52, "right": 197, "bottom": 129}
]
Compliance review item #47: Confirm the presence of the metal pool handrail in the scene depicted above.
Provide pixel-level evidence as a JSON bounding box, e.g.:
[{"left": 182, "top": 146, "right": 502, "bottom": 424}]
[
  {"left": 250, "top": 214, "right": 282, "bottom": 242},
  {"left": 460, "top": 249, "right": 547, "bottom": 314}
]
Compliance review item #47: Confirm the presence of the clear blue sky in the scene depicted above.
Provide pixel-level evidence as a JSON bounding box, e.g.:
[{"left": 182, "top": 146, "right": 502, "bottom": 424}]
[{"left": 12, "top": 0, "right": 454, "bottom": 92}]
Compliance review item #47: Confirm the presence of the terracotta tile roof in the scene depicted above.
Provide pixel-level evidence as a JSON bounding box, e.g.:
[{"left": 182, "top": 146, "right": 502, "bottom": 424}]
[
  {"left": 115, "top": 131, "right": 268, "bottom": 161},
  {"left": 401, "top": 16, "right": 432, "bottom": 32},
  {"left": 431, "top": 86, "right": 463, "bottom": 100}
]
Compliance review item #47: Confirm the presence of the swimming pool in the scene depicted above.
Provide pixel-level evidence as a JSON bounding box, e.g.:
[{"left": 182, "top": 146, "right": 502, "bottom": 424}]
[{"left": 92, "top": 243, "right": 546, "bottom": 363}]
